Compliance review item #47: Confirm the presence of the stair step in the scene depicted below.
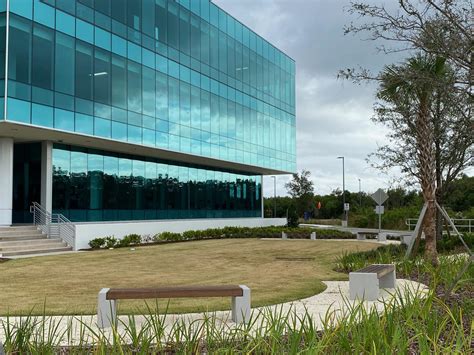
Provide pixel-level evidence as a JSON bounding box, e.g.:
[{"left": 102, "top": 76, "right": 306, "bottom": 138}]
[
  {"left": 0, "top": 226, "right": 38, "bottom": 231},
  {"left": 0, "top": 235, "right": 47, "bottom": 241},
  {"left": 0, "top": 242, "right": 67, "bottom": 252},
  {"left": 0, "top": 230, "right": 43, "bottom": 237},
  {"left": 1, "top": 246, "right": 73, "bottom": 257},
  {"left": 0, "top": 238, "right": 64, "bottom": 248}
]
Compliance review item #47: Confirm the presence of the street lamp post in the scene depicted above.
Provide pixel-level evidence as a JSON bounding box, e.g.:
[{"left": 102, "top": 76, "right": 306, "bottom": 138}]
[
  {"left": 358, "top": 178, "right": 362, "bottom": 207},
  {"left": 271, "top": 176, "right": 276, "bottom": 218},
  {"left": 337, "top": 157, "right": 347, "bottom": 227}
]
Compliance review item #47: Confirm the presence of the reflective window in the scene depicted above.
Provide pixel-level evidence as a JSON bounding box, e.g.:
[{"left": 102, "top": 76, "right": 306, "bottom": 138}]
[
  {"left": 6, "top": 0, "right": 297, "bottom": 173},
  {"left": 53, "top": 144, "right": 261, "bottom": 221}
]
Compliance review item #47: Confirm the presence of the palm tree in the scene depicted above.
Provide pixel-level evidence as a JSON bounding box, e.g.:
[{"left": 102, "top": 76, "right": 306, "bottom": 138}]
[{"left": 377, "top": 54, "right": 448, "bottom": 264}]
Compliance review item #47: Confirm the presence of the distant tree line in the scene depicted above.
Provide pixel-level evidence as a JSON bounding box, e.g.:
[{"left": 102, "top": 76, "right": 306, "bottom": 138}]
[{"left": 265, "top": 174, "right": 474, "bottom": 222}]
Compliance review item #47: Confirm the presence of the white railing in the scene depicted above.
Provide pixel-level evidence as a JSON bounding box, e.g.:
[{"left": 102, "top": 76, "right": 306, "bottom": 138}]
[
  {"left": 30, "top": 202, "right": 76, "bottom": 249},
  {"left": 406, "top": 218, "right": 473, "bottom": 233}
]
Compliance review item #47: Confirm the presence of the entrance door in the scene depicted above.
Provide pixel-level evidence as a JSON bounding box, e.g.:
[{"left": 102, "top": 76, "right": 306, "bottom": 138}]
[{"left": 12, "top": 143, "right": 42, "bottom": 224}]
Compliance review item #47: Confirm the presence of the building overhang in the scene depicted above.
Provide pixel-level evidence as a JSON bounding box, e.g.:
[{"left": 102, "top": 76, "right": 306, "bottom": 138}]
[{"left": 0, "top": 121, "right": 292, "bottom": 175}]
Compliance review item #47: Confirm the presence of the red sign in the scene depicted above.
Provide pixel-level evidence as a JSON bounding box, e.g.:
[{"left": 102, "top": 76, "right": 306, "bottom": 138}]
[{"left": 317, "top": 201, "right": 322, "bottom": 209}]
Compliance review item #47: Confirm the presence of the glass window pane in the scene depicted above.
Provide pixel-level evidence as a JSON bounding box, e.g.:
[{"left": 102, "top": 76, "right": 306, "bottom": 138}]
[
  {"left": 93, "top": 49, "right": 111, "bottom": 105},
  {"left": 32, "top": 103, "right": 53, "bottom": 127},
  {"left": 55, "top": 33, "right": 75, "bottom": 95},
  {"left": 127, "top": 61, "right": 142, "bottom": 113},
  {"left": 54, "top": 108, "right": 74, "bottom": 131},
  {"left": 75, "top": 41, "right": 93, "bottom": 100},
  {"left": 111, "top": 55, "right": 126, "bottom": 109},
  {"left": 8, "top": 16, "right": 32, "bottom": 85}
]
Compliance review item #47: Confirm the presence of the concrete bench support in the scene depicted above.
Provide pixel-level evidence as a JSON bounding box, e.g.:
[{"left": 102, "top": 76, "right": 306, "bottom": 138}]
[
  {"left": 97, "top": 288, "right": 116, "bottom": 328},
  {"left": 349, "top": 264, "right": 396, "bottom": 301},
  {"left": 231, "top": 285, "right": 251, "bottom": 324},
  {"left": 401, "top": 234, "right": 415, "bottom": 246},
  {"left": 356, "top": 232, "right": 366, "bottom": 240},
  {"left": 310, "top": 232, "right": 316, "bottom": 240},
  {"left": 377, "top": 233, "right": 387, "bottom": 242},
  {"left": 281, "top": 231, "right": 287, "bottom": 240},
  {"left": 97, "top": 285, "right": 251, "bottom": 328}
]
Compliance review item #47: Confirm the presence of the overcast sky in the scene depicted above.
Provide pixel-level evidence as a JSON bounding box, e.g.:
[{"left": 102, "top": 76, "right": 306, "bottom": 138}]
[{"left": 213, "top": 0, "right": 409, "bottom": 197}]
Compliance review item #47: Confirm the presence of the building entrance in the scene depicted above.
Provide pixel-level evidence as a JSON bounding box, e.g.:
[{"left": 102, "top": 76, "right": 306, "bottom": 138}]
[{"left": 12, "top": 143, "right": 41, "bottom": 224}]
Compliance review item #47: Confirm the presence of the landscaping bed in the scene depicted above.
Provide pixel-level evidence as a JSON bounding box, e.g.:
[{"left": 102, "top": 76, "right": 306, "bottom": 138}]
[{"left": 86, "top": 226, "right": 355, "bottom": 249}]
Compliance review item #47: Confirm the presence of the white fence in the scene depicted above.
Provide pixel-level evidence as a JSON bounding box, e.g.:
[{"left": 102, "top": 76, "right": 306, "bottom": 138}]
[{"left": 405, "top": 218, "right": 473, "bottom": 233}]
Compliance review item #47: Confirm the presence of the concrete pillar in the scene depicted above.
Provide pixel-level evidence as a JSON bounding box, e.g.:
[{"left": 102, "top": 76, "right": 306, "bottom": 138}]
[
  {"left": 261, "top": 175, "right": 264, "bottom": 218},
  {"left": 231, "top": 285, "right": 251, "bottom": 324},
  {"left": 97, "top": 288, "right": 116, "bottom": 328},
  {"left": 0, "top": 138, "right": 13, "bottom": 226},
  {"left": 41, "top": 141, "right": 53, "bottom": 213}
]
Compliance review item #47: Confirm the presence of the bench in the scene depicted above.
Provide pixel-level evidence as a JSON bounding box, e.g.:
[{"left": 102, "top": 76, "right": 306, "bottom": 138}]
[
  {"left": 349, "top": 264, "right": 396, "bottom": 301},
  {"left": 400, "top": 234, "right": 415, "bottom": 246},
  {"left": 356, "top": 232, "right": 387, "bottom": 242},
  {"left": 97, "top": 285, "right": 251, "bottom": 328},
  {"left": 281, "top": 232, "right": 317, "bottom": 240}
]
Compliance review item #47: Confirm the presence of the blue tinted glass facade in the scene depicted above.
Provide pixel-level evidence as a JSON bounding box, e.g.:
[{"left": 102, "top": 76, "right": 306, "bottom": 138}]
[
  {"left": 0, "top": 1, "right": 296, "bottom": 222},
  {"left": 52, "top": 144, "right": 262, "bottom": 221},
  {"left": 2, "top": 0, "right": 296, "bottom": 172}
]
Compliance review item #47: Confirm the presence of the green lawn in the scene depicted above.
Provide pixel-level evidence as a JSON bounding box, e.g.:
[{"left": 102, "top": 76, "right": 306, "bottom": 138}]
[{"left": 0, "top": 239, "right": 379, "bottom": 315}]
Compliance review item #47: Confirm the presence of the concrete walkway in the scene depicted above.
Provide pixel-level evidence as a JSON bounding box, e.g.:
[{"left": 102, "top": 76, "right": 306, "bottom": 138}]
[
  {"left": 300, "top": 223, "right": 410, "bottom": 236},
  {"left": 261, "top": 238, "right": 401, "bottom": 245},
  {"left": 0, "top": 279, "right": 427, "bottom": 345}
]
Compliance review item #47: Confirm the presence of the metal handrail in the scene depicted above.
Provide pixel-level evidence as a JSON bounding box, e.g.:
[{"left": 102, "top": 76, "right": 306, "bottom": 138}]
[
  {"left": 406, "top": 218, "right": 473, "bottom": 233},
  {"left": 30, "top": 202, "right": 76, "bottom": 249}
]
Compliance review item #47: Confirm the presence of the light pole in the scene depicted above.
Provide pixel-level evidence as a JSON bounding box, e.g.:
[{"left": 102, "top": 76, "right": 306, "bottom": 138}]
[
  {"left": 271, "top": 176, "right": 276, "bottom": 218},
  {"left": 337, "top": 156, "right": 346, "bottom": 226},
  {"left": 358, "top": 178, "right": 362, "bottom": 207}
]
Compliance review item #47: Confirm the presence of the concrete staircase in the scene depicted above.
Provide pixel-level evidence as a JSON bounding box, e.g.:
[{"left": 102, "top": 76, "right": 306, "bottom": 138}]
[{"left": 0, "top": 226, "right": 72, "bottom": 257}]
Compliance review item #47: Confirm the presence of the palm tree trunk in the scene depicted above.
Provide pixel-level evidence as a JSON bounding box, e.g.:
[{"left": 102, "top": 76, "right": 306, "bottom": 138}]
[{"left": 417, "top": 99, "right": 439, "bottom": 265}]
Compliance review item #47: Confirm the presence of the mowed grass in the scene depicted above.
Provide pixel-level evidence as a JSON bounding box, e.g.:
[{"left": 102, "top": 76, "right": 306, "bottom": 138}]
[{"left": 0, "top": 239, "right": 379, "bottom": 316}]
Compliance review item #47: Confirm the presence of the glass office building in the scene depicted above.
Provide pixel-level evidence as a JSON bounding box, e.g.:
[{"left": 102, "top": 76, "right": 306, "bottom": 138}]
[{"left": 0, "top": 0, "right": 296, "bottom": 224}]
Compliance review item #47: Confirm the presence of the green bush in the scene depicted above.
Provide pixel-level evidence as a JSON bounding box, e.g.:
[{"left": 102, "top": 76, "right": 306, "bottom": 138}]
[
  {"left": 118, "top": 233, "right": 142, "bottom": 247},
  {"left": 88, "top": 237, "right": 105, "bottom": 249},
  {"left": 89, "top": 226, "right": 356, "bottom": 249},
  {"left": 104, "top": 236, "right": 118, "bottom": 248},
  {"left": 154, "top": 232, "right": 183, "bottom": 242}
]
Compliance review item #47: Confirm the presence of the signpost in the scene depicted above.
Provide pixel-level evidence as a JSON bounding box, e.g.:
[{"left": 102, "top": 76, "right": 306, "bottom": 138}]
[{"left": 371, "top": 188, "right": 388, "bottom": 234}]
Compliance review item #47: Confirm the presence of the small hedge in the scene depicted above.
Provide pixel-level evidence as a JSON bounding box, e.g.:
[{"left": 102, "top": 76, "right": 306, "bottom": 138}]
[
  {"left": 387, "top": 233, "right": 473, "bottom": 252},
  {"left": 88, "top": 226, "right": 355, "bottom": 249},
  {"left": 88, "top": 234, "right": 142, "bottom": 249}
]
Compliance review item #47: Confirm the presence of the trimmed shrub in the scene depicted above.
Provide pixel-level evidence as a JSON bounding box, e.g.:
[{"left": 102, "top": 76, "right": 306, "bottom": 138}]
[
  {"left": 88, "top": 237, "right": 105, "bottom": 249},
  {"left": 118, "top": 234, "right": 142, "bottom": 247},
  {"left": 154, "top": 232, "right": 183, "bottom": 242},
  {"left": 104, "top": 236, "right": 118, "bottom": 248},
  {"left": 89, "top": 226, "right": 356, "bottom": 249}
]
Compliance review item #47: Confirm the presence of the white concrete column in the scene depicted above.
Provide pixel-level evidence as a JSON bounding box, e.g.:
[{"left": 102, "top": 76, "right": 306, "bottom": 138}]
[
  {"left": 41, "top": 141, "right": 53, "bottom": 213},
  {"left": 0, "top": 137, "right": 13, "bottom": 226},
  {"left": 260, "top": 175, "right": 264, "bottom": 218}
]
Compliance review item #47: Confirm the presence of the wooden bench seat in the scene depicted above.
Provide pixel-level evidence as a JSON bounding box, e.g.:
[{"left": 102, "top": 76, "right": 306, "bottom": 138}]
[
  {"left": 106, "top": 285, "right": 243, "bottom": 300},
  {"left": 98, "top": 285, "right": 251, "bottom": 328},
  {"left": 356, "top": 264, "right": 394, "bottom": 277},
  {"left": 349, "top": 264, "right": 396, "bottom": 301}
]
